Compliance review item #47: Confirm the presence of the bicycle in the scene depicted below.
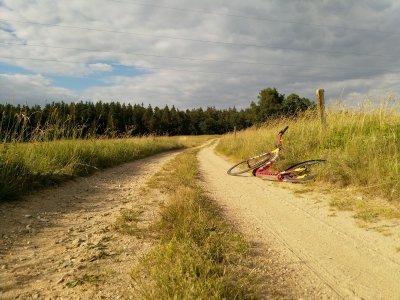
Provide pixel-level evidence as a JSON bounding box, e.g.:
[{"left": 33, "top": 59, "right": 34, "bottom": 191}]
[{"left": 226, "top": 126, "right": 326, "bottom": 182}]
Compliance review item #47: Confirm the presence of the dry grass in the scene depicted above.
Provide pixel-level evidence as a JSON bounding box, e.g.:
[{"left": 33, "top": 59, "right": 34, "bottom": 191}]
[
  {"left": 66, "top": 273, "right": 105, "bottom": 288},
  {"left": 131, "top": 150, "right": 266, "bottom": 299},
  {"left": 113, "top": 209, "right": 144, "bottom": 236},
  {"left": 216, "top": 101, "right": 400, "bottom": 221},
  {"left": 0, "top": 135, "right": 214, "bottom": 200}
]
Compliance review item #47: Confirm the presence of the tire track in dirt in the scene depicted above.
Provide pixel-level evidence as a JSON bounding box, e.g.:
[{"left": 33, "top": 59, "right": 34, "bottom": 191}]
[
  {"left": 198, "top": 143, "right": 400, "bottom": 299},
  {"left": 0, "top": 150, "right": 180, "bottom": 299}
]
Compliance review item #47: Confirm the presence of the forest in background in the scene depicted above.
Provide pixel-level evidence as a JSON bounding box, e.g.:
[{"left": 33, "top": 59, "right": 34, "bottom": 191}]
[{"left": 0, "top": 88, "right": 315, "bottom": 140}]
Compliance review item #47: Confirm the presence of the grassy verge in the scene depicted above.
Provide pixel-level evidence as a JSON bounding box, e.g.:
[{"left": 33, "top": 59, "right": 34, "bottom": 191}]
[
  {"left": 216, "top": 107, "right": 400, "bottom": 221},
  {"left": 131, "top": 150, "right": 265, "bottom": 299},
  {"left": 0, "top": 135, "right": 212, "bottom": 200}
]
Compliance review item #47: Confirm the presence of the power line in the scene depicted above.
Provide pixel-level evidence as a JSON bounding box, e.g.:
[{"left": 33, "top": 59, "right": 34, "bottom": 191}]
[
  {"left": 1, "top": 55, "right": 397, "bottom": 81},
  {"left": 1, "top": 41, "right": 394, "bottom": 73},
  {"left": 0, "top": 54, "right": 304, "bottom": 77},
  {"left": 0, "top": 18, "right": 395, "bottom": 59},
  {"left": 0, "top": 54, "right": 272, "bottom": 76},
  {"left": 107, "top": 0, "right": 399, "bottom": 36}
]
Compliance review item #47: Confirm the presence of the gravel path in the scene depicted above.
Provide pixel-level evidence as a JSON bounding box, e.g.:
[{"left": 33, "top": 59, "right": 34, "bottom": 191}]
[
  {"left": 0, "top": 150, "right": 180, "bottom": 300},
  {"left": 2, "top": 143, "right": 400, "bottom": 299}
]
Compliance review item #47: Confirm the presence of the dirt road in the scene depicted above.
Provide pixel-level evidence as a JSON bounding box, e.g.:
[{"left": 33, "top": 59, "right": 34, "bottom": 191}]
[
  {"left": 198, "top": 143, "right": 400, "bottom": 299},
  {"left": 2, "top": 143, "right": 400, "bottom": 299},
  {"left": 0, "top": 150, "right": 180, "bottom": 299}
]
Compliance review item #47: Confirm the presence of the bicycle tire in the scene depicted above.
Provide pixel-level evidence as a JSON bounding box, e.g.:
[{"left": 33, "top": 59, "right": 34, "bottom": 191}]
[
  {"left": 227, "top": 153, "right": 272, "bottom": 175},
  {"left": 282, "top": 160, "right": 326, "bottom": 182}
]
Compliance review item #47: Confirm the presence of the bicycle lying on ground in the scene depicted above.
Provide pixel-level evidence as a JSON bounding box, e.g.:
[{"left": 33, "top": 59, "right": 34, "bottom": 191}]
[{"left": 227, "top": 126, "right": 326, "bottom": 182}]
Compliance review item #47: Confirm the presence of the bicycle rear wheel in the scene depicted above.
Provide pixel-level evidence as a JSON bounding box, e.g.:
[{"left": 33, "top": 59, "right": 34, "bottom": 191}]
[
  {"left": 227, "top": 153, "right": 272, "bottom": 175},
  {"left": 282, "top": 160, "right": 326, "bottom": 182}
]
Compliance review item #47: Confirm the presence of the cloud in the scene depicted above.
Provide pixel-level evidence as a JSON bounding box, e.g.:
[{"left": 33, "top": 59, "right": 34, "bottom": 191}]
[
  {"left": 0, "top": 0, "right": 399, "bottom": 108},
  {"left": 0, "top": 73, "right": 76, "bottom": 105},
  {"left": 87, "top": 63, "right": 112, "bottom": 72}
]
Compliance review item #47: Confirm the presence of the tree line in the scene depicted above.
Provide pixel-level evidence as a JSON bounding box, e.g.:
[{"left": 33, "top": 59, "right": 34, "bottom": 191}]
[{"left": 0, "top": 88, "right": 315, "bottom": 141}]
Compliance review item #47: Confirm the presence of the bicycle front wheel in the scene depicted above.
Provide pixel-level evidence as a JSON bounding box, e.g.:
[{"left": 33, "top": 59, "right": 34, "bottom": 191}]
[
  {"left": 227, "top": 153, "right": 272, "bottom": 175},
  {"left": 282, "top": 160, "right": 326, "bottom": 182}
]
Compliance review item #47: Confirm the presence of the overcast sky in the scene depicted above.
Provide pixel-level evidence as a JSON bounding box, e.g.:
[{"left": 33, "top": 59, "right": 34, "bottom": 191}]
[{"left": 0, "top": 0, "right": 399, "bottom": 109}]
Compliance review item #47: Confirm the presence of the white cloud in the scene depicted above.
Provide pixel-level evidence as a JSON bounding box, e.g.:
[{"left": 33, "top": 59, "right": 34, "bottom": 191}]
[
  {"left": 0, "top": 73, "right": 76, "bottom": 105},
  {"left": 0, "top": 0, "right": 399, "bottom": 108},
  {"left": 87, "top": 63, "right": 112, "bottom": 72}
]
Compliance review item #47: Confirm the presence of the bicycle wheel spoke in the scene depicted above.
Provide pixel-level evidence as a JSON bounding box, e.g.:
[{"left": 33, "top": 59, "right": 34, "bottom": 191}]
[
  {"left": 227, "top": 153, "right": 272, "bottom": 175},
  {"left": 283, "top": 160, "right": 326, "bottom": 182}
]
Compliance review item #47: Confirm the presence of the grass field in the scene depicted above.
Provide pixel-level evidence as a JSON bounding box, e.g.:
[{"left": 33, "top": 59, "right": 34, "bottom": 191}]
[
  {"left": 0, "top": 135, "right": 212, "bottom": 200},
  {"left": 132, "top": 150, "right": 265, "bottom": 299},
  {"left": 216, "top": 105, "right": 400, "bottom": 221}
]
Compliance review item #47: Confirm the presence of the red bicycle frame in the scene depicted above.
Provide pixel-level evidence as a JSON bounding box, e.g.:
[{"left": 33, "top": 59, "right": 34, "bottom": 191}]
[{"left": 253, "top": 126, "right": 301, "bottom": 181}]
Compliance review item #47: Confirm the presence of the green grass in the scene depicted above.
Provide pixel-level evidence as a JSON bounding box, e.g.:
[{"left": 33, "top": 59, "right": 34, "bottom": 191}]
[
  {"left": 216, "top": 104, "right": 400, "bottom": 220},
  {"left": 0, "top": 135, "right": 213, "bottom": 201},
  {"left": 132, "top": 150, "right": 265, "bottom": 299}
]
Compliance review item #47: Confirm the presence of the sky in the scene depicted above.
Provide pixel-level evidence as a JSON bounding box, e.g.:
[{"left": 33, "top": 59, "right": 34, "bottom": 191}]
[{"left": 0, "top": 0, "right": 399, "bottom": 109}]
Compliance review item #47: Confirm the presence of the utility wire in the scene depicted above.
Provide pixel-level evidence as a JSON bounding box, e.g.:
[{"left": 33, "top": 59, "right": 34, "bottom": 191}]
[
  {"left": 0, "top": 55, "right": 305, "bottom": 77},
  {"left": 0, "top": 18, "right": 395, "bottom": 59},
  {"left": 0, "top": 54, "right": 278, "bottom": 76},
  {"left": 107, "top": 0, "right": 399, "bottom": 36},
  {"left": 1, "top": 55, "right": 396, "bottom": 80},
  {"left": 1, "top": 41, "right": 395, "bottom": 73}
]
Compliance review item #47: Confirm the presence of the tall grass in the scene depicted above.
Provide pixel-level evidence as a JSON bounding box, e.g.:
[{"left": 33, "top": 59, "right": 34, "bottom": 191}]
[
  {"left": 0, "top": 109, "right": 90, "bottom": 142},
  {"left": 0, "top": 107, "right": 214, "bottom": 200},
  {"left": 216, "top": 103, "right": 400, "bottom": 216},
  {"left": 0, "top": 137, "right": 188, "bottom": 200}
]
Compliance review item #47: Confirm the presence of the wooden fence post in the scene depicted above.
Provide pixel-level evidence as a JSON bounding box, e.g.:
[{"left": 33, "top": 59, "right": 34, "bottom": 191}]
[
  {"left": 234, "top": 126, "right": 237, "bottom": 138},
  {"left": 316, "top": 88, "right": 326, "bottom": 128}
]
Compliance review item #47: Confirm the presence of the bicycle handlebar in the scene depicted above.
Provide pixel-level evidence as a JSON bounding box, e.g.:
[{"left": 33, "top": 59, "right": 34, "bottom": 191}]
[{"left": 279, "top": 126, "right": 289, "bottom": 135}]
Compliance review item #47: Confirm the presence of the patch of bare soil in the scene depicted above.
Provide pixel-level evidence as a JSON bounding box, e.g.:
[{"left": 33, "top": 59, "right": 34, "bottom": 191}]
[
  {"left": 198, "top": 143, "right": 400, "bottom": 299},
  {"left": 0, "top": 150, "right": 180, "bottom": 300}
]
